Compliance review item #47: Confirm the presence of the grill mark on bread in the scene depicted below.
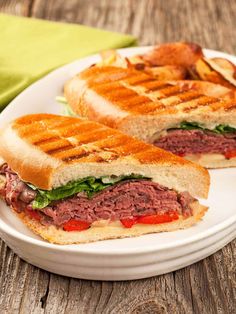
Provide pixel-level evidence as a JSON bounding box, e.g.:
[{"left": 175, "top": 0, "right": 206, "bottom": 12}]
[
  {"left": 53, "top": 146, "right": 92, "bottom": 160},
  {"left": 92, "top": 134, "right": 131, "bottom": 150},
  {"left": 15, "top": 112, "right": 134, "bottom": 163},
  {"left": 113, "top": 96, "right": 152, "bottom": 111},
  {"left": 117, "top": 82, "right": 206, "bottom": 112},
  {"left": 16, "top": 119, "right": 74, "bottom": 138},
  {"left": 220, "top": 100, "right": 236, "bottom": 111},
  {"left": 159, "top": 91, "right": 203, "bottom": 107},
  {"left": 57, "top": 121, "right": 100, "bottom": 138},
  {"left": 62, "top": 149, "right": 120, "bottom": 163},
  {"left": 75, "top": 66, "right": 236, "bottom": 118},
  {"left": 33, "top": 136, "right": 61, "bottom": 145},
  {"left": 15, "top": 123, "right": 48, "bottom": 137},
  {"left": 73, "top": 128, "right": 114, "bottom": 144},
  {"left": 91, "top": 83, "right": 156, "bottom": 112},
  {"left": 103, "top": 88, "right": 170, "bottom": 114},
  {"left": 8, "top": 113, "right": 210, "bottom": 203},
  {"left": 13, "top": 114, "right": 55, "bottom": 125},
  {"left": 89, "top": 82, "right": 124, "bottom": 93},
  {"left": 98, "top": 79, "right": 216, "bottom": 115},
  {"left": 38, "top": 138, "right": 73, "bottom": 153},
  {"left": 90, "top": 80, "right": 173, "bottom": 114},
  {"left": 33, "top": 119, "right": 144, "bottom": 161},
  {"left": 181, "top": 96, "right": 219, "bottom": 112},
  {"left": 120, "top": 100, "right": 162, "bottom": 114},
  {"left": 70, "top": 151, "right": 120, "bottom": 163},
  {"left": 92, "top": 85, "right": 136, "bottom": 99},
  {"left": 42, "top": 118, "right": 75, "bottom": 130},
  {"left": 55, "top": 123, "right": 92, "bottom": 138},
  {"left": 132, "top": 101, "right": 168, "bottom": 114},
  {"left": 142, "top": 81, "right": 171, "bottom": 92},
  {"left": 30, "top": 116, "right": 146, "bottom": 162},
  {"left": 9, "top": 113, "right": 212, "bottom": 201},
  {"left": 151, "top": 85, "right": 182, "bottom": 98},
  {"left": 133, "top": 147, "right": 167, "bottom": 163},
  {"left": 61, "top": 151, "right": 91, "bottom": 162},
  {"left": 123, "top": 75, "right": 155, "bottom": 86},
  {"left": 112, "top": 141, "right": 148, "bottom": 156},
  {"left": 98, "top": 76, "right": 220, "bottom": 115},
  {"left": 45, "top": 144, "right": 75, "bottom": 155}
]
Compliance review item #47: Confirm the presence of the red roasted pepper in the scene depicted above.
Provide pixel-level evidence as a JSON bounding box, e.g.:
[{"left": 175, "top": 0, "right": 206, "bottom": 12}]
[
  {"left": 177, "top": 152, "right": 186, "bottom": 157},
  {"left": 60, "top": 212, "right": 179, "bottom": 231},
  {"left": 63, "top": 219, "right": 90, "bottom": 231},
  {"left": 120, "top": 217, "right": 139, "bottom": 228},
  {"left": 138, "top": 211, "right": 179, "bottom": 224},
  {"left": 224, "top": 150, "right": 236, "bottom": 159},
  {"left": 121, "top": 210, "right": 179, "bottom": 228}
]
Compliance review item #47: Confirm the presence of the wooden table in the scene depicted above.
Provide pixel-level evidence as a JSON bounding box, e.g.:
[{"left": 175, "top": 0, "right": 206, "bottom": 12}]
[{"left": 0, "top": 1, "right": 235, "bottom": 313}]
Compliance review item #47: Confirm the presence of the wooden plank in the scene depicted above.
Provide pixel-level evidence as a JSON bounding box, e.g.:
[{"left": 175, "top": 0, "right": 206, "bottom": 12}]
[
  {"left": 29, "top": 0, "right": 236, "bottom": 53},
  {"left": 0, "top": 0, "right": 236, "bottom": 313},
  {"left": 0, "top": 239, "right": 235, "bottom": 313},
  {"left": 0, "top": 0, "right": 32, "bottom": 16}
]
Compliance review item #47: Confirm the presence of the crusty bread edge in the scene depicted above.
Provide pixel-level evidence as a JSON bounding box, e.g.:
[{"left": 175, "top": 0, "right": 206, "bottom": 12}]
[
  {"left": 15, "top": 201, "right": 207, "bottom": 245},
  {"left": 186, "top": 154, "right": 236, "bottom": 169},
  {"left": 0, "top": 114, "right": 210, "bottom": 199},
  {"left": 0, "top": 125, "right": 61, "bottom": 190},
  {"left": 64, "top": 77, "right": 127, "bottom": 129},
  {"left": 64, "top": 76, "right": 236, "bottom": 139}
]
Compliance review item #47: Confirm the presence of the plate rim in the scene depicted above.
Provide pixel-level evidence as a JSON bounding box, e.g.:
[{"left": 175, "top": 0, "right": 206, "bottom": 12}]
[{"left": 0, "top": 46, "right": 236, "bottom": 255}]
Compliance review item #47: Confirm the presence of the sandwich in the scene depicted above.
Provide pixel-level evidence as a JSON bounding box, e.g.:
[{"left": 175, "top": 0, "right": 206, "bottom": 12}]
[
  {"left": 0, "top": 114, "right": 209, "bottom": 244},
  {"left": 64, "top": 65, "right": 236, "bottom": 168}
]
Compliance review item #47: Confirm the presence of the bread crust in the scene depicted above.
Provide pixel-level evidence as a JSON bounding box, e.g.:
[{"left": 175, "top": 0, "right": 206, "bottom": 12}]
[
  {"left": 186, "top": 154, "right": 236, "bottom": 168},
  {"left": 168, "top": 80, "right": 236, "bottom": 99},
  {"left": 16, "top": 200, "right": 207, "bottom": 244},
  {"left": 64, "top": 66, "right": 236, "bottom": 169},
  {"left": 0, "top": 114, "right": 209, "bottom": 198},
  {"left": 64, "top": 68, "right": 236, "bottom": 134}
]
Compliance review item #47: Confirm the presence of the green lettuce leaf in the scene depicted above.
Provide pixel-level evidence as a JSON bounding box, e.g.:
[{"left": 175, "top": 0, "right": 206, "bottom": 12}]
[
  {"left": 30, "top": 174, "right": 149, "bottom": 209},
  {"left": 56, "top": 96, "right": 76, "bottom": 117},
  {"left": 178, "top": 121, "right": 236, "bottom": 134},
  {"left": 214, "top": 124, "right": 236, "bottom": 134}
]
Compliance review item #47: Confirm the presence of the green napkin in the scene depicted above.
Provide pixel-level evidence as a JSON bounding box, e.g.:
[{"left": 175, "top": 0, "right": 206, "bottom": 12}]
[{"left": 0, "top": 14, "right": 137, "bottom": 111}]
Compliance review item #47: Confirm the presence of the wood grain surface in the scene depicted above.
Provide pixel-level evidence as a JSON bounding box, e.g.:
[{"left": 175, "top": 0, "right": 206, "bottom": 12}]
[{"left": 0, "top": 0, "right": 236, "bottom": 313}]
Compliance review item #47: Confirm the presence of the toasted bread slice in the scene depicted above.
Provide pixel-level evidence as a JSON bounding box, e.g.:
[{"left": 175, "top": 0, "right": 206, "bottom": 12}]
[
  {"left": 0, "top": 114, "right": 209, "bottom": 198},
  {"left": 167, "top": 80, "right": 236, "bottom": 99},
  {"left": 64, "top": 66, "right": 236, "bottom": 168},
  {"left": 16, "top": 200, "right": 207, "bottom": 244}
]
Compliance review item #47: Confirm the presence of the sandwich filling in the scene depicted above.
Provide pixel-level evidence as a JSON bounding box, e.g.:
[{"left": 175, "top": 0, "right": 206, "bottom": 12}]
[
  {"left": 154, "top": 122, "right": 236, "bottom": 158},
  {"left": 0, "top": 164, "right": 196, "bottom": 231}
]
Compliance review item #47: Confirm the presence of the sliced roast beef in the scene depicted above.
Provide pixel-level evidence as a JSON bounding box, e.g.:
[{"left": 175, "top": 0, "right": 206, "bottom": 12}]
[
  {"left": 154, "top": 129, "right": 236, "bottom": 156},
  {"left": 0, "top": 164, "right": 195, "bottom": 227},
  {"left": 0, "top": 164, "right": 37, "bottom": 211}
]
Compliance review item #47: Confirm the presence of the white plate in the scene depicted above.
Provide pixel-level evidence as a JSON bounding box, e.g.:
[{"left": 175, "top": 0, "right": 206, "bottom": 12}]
[{"left": 0, "top": 47, "right": 236, "bottom": 281}]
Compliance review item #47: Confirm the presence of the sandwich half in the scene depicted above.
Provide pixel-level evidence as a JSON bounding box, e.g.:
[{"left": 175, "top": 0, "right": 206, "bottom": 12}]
[
  {"left": 0, "top": 114, "right": 209, "bottom": 244},
  {"left": 64, "top": 66, "right": 236, "bottom": 168}
]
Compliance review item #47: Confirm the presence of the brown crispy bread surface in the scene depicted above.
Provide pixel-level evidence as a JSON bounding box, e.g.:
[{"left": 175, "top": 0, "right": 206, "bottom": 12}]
[
  {"left": 64, "top": 66, "right": 236, "bottom": 140},
  {"left": 0, "top": 114, "right": 209, "bottom": 198}
]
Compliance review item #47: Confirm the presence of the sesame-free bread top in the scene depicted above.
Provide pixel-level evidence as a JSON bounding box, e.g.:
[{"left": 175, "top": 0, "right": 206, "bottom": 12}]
[
  {"left": 64, "top": 66, "right": 236, "bottom": 142},
  {"left": 0, "top": 114, "right": 209, "bottom": 197}
]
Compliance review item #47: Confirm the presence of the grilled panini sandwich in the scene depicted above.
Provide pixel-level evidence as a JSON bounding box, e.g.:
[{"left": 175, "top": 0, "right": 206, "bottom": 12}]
[
  {"left": 64, "top": 66, "right": 236, "bottom": 168},
  {"left": 0, "top": 114, "right": 209, "bottom": 244}
]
